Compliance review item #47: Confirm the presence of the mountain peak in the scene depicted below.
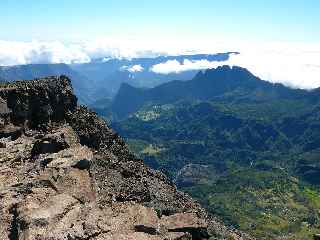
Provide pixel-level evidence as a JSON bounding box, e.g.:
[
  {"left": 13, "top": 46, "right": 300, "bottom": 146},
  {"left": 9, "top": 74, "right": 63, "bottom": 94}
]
[{"left": 202, "top": 65, "right": 257, "bottom": 80}]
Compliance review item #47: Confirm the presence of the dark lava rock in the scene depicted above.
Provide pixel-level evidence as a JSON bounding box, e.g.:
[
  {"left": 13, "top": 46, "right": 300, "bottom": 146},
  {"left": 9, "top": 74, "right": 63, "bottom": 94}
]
[
  {"left": 31, "top": 126, "right": 79, "bottom": 156},
  {"left": 0, "top": 75, "right": 77, "bottom": 128},
  {"left": 0, "top": 125, "right": 22, "bottom": 140},
  {"left": 72, "top": 158, "right": 91, "bottom": 170},
  {"left": 0, "top": 96, "right": 11, "bottom": 121}
]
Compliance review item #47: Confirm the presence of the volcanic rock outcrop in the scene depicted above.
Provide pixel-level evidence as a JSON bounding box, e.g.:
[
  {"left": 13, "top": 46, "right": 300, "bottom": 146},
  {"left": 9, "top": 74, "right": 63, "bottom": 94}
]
[{"left": 0, "top": 76, "right": 252, "bottom": 240}]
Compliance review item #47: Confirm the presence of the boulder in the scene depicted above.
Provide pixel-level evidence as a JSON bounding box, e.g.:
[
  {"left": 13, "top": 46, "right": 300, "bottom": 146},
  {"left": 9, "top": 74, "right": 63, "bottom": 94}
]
[
  {"left": 0, "top": 124, "right": 22, "bottom": 140},
  {"left": 31, "top": 126, "right": 79, "bottom": 156}
]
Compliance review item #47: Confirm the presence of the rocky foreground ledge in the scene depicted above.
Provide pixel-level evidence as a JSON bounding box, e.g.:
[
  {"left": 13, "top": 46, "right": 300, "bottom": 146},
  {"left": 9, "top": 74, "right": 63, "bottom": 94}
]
[{"left": 0, "top": 76, "right": 252, "bottom": 240}]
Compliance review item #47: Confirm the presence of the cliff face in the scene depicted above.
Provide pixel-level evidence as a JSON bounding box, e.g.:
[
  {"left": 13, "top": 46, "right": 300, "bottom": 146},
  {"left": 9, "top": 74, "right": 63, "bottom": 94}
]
[{"left": 0, "top": 76, "right": 252, "bottom": 240}]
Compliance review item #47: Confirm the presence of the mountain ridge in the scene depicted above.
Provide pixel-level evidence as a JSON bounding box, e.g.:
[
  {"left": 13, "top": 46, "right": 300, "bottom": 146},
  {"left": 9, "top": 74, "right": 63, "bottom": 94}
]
[
  {"left": 0, "top": 75, "right": 252, "bottom": 240},
  {"left": 111, "top": 65, "right": 317, "bottom": 120}
]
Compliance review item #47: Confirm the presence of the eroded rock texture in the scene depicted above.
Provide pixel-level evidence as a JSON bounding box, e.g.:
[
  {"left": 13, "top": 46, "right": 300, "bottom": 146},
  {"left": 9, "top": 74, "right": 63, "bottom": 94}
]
[{"left": 0, "top": 76, "right": 253, "bottom": 240}]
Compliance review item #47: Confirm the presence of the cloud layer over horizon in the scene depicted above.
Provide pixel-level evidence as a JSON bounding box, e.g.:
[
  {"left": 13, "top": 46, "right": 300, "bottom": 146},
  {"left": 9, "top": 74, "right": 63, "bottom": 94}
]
[
  {"left": 0, "top": 38, "right": 320, "bottom": 89},
  {"left": 150, "top": 59, "right": 228, "bottom": 74}
]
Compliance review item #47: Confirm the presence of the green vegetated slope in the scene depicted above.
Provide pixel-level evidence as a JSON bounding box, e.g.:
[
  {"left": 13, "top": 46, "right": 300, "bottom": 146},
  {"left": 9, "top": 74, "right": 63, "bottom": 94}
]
[{"left": 111, "top": 66, "right": 320, "bottom": 239}]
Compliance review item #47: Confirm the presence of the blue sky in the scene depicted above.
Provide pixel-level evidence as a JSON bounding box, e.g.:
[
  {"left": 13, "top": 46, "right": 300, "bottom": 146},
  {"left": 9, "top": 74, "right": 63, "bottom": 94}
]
[
  {"left": 0, "top": 0, "right": 319, "bottom": 42},
  {"left": 1, "top": 0, "right": 320, "bottom": 89}
]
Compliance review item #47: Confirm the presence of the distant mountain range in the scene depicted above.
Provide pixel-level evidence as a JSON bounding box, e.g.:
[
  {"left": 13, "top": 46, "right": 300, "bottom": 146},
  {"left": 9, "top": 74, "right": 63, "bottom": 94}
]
[
  {"left": 0, "top": 63, "right": 93, "bottom": 104},
  {"left": 110, "top": 65, "right": 318, "bottom": 120},
  {"left": 71, "top": 52, "right": 238, "bottom": 99},
  {"left": 0, "top": 53, "right": 236, "bottom": 104}
]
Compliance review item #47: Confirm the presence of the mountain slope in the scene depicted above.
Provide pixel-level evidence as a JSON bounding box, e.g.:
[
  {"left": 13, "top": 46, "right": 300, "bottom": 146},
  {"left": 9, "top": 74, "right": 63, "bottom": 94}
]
[
  {"left": 111, "top": 66, "right": 320, "bottom": 239},
  {"left": 113, "top": 100, "right": 320, "bottom": 240},
  {"left": 0, "top": 76, "right": 252, "bottom": 240}
]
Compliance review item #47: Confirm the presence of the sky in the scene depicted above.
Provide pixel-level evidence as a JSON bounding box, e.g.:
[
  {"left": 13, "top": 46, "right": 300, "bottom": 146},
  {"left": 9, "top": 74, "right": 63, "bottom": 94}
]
[
  {"left": 0, "top": 0, "right": 320, "bottom": 88},
  {"left": 1, "top": 0, "right": 319, "bottom": 42}
]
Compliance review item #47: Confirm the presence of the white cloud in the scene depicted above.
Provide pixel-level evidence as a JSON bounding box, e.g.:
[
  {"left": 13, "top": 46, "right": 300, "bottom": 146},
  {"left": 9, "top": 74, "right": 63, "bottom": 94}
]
[
  {"left": 102, "top": 57, "right": 111, "bottom": 62},
  {"left": 150, "top": 59, "right": 230, "bottom": 74},
  {"left": 128, "top": 64, "right": 144, "bottom": 73},
  {"left": 0, "top": 40, "right": 90, "bottom": 65},
  {"left": 220, "top": 42, "right": 320, "bottom": 89},
  {"left": 0, "top": 38, "right": 320, "bottom": 89},
  {"left": 149, "top": 41, "right": 320, "bottom": 89},
  {"left": 120, "top": 64, "right": 144, "bottom": 73}
]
